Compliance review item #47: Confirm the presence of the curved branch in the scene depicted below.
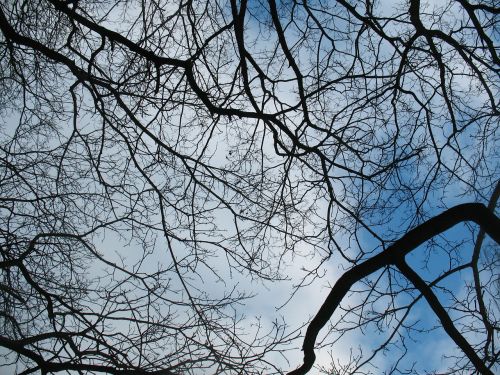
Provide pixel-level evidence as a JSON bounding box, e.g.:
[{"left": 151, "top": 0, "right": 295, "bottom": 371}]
[
  {"left": 0, "top": 336, "right": 177, "bottom": 375},
  {"left": 288, "top": 203, "right": 500, "bottom": 375},
  {"left": 396, "top": 260, "right": 493, "bottom": 375},
  {"left": 472, "top": 181, "right": 500, "bottom": 361}
]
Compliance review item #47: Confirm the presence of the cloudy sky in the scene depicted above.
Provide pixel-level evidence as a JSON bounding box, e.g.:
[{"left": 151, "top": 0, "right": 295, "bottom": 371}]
[{"left": 0, "top": 0, "right": 498, "bottom": 374}]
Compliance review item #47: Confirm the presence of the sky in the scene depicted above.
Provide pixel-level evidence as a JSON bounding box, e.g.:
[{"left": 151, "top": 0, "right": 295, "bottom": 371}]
[{"left": 0, "top": 0, "right": 498, "bottom": 374}]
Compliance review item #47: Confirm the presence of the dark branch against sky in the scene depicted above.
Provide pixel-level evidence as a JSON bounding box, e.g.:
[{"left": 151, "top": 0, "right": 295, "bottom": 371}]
[{"left": 0, "top": 0, "right": 498, "bottom": 374}]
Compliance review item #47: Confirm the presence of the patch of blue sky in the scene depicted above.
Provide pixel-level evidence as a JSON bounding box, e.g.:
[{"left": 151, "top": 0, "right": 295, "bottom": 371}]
[{"left": 2, "top": 0, "right": 497, "bottom": 373}]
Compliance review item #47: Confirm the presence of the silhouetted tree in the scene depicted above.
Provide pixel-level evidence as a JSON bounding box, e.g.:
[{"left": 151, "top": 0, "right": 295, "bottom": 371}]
[{"left": 0, "top": 0, "right": 498, "bottom": 374}]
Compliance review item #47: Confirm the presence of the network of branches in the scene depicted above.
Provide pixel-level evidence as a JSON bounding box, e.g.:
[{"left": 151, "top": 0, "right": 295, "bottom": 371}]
[{"left": 0, "top": 0, "right": 498, "bottom": 374}]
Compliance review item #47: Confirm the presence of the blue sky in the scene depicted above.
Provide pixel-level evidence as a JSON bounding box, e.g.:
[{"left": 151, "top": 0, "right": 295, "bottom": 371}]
[{"left": 0, "top": 0, "right": 498, "bottom": 374}]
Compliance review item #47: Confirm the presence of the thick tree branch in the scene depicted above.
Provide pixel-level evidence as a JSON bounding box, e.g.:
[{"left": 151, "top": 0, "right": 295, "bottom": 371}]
[
  {"left": 472, "top": 181, "right": 500, "bottom": 361},
  {"left": 288, "top": 203, "right": 500, "bottom": 375},
  {"left": 396, "top": 260, "right": 493, "bottom": 375},
  {"left": 0, "top": 336, "right": 177, "bottom": 374}
]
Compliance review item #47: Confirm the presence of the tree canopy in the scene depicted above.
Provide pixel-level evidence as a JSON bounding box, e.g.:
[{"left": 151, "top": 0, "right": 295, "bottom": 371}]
[{"left": 0, "top": 0, "right": 498, "bottom": 374}]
